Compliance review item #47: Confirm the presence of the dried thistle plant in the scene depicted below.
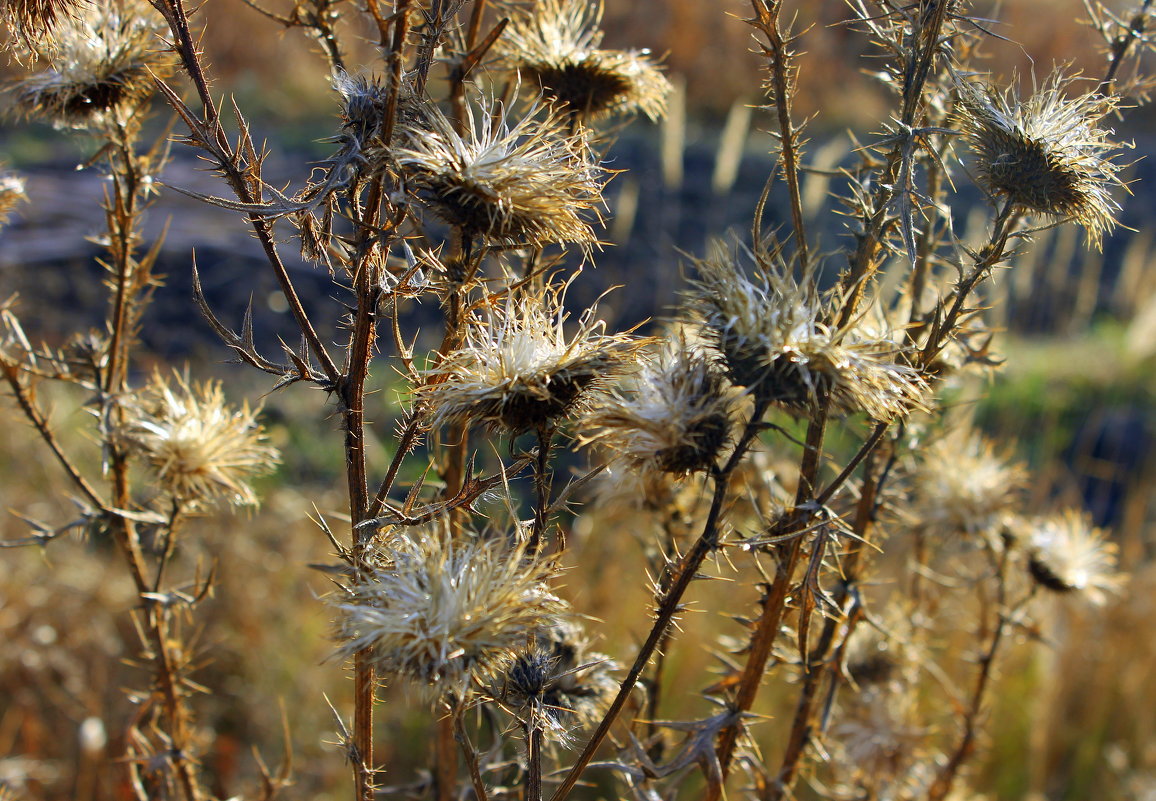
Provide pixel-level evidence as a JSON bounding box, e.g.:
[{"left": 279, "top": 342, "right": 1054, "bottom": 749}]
[
  {"left": 1021, "top": 509, "right": 1124, "bottom": 604},
  {"left": 3, "top": 1, "right": 1148, "bottom": 800},
  {"left": 0, "top": 172, "right": 26, "bottom": 226},
  {"left": 954, "top": 72, "right": 1129, "bottom": 247},
  {"left": 125, "top": 372, "right": 280, "bottom": 509},
  {"left": 497, "top": 0, "right": 671, "bottom": 121},
  {"left": 909, "top": 426, "right": 1026, "bottom": 538},
  {"left": 580, "top": 334, "right": 733, "bottom": 475},
  {"left": 692, "top": 243, "right": 927, "bottom": 419},
  {"left": 0, "top": 0, "right": 85, "bottom": 39},
  {"left": 333, "top": 521, "right": 565, "bottom": 694},
  {"left": 420, "top": 285, "right": 645, "bottom": 433},
  {"left": 493, "top": 620, "right": 618, "bottom": 744},
  {"left": 10, "top": 0, "right": 171, "bottom": 128},
  {"left": 393, "top": 97, "right": 607, "bottom": 248}
]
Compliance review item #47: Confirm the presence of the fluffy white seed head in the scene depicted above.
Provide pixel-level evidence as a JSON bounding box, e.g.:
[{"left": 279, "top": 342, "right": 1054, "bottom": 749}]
[
  {"left": 333, "top": 524, "right": 565, "bottom": 694},
  {"left": 954, "top": 73, "right": 1128, "bottom": 249},
  {"left": 420, "top": 286, "right": 646, "bottom": 433},
  {"left": 124, "top": 372, "right": 280, "bottom": 509},
  {"left": 498, "top": 0, "right": 671, "bottom": 121},
  {"left": 393, "top": 98, "right": 606, "bottom": 247},
  {"left": 1024, "top": 510, "right": 1123, "bottom": 604}
]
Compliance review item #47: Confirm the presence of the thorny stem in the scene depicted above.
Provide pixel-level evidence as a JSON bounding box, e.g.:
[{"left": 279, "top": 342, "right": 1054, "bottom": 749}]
[
  {"left": 748, "top": 0, "right": 809, "bottom": 269},
  {"left": 454, "top": 714, "right": 490, "bottom": 801},
  {"left": 919, "top": 199, "right": 1019, "bottom": 368},
  {"left": 926, "top": 544, "right": 1020, "bottom": 801},
  {"left": 529, "top": 424, "right": 555, "bottom": 554},
  {"left": 104, "top": 132, "right": 203, "bottom": 801},
  {"left": 154, "top": 0, "right": 340, "bottom": 387},
  {"left": 549, "top": 398, "right": 772, "bottom": 801},
  {"left": 0, "top": 363, "right": 107, "bottom": 514},
  {"left": 370, "top": 409, "right": 425, "bottom": 518},
  {"left": 346, "top": 280, "right": 381, "bottom": 801},
  {"left": 380, "top": 0, "right": 413, "bottom": 148},
  {"left": 526, "top": 724, "right": 544, "bottom": 801},
  {"left": 710, "top": 402, "right": 830, "bottom": 799},
  {"left": 769, "top": 443, "right": 887, "bottom": 801},
  {"left": 435, "top": 711, "right": 459, "bottom": 801},
  {"left": 1096, "top": 0, "right": 1154, "bottom": 95}
]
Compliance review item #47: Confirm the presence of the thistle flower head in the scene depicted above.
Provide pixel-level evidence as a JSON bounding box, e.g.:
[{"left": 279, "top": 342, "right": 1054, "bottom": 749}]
[
  {"left": 910, "top": 427, "right": 1024, "bottom": 537},
  {"left": 1024, "top": 510, "right": 1122, "bottom": 604},
  {"left": 498, "top": 0, "right": 671, "bottom": 121},
  {"left": 394, "top": 97, "right": 606, "bottom": 247},
  {"left": 333, "top": 523, "right": 565, "bottom": 693},
  {"left": 125, "top": 372, "right": 280, "bottom": 509},
  {"left": 493, "top": 619, "right": 617, "bottom": 742},
  {"left": 0, "top": 173, "right": 27, "bottom": 228},
  {"left": 580, "top": 334, "right": 733, "bottom": 475},
  {"left": 11, "top": 0, "right": 171, "bottom": 128},
  {"left": 420, "top": 286, "right": 645, "bottom": 433},
  {"left": 954, "top": 73, "right": 1128, "bottom": 248},
  {"left": 691, "top": 244, "right": 927, "bottom": 419}
]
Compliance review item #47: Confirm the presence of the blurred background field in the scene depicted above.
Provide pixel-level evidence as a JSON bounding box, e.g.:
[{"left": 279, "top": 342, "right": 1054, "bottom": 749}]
[{"left": 2, "top": 0, "right": 1156, "bottom": 799}]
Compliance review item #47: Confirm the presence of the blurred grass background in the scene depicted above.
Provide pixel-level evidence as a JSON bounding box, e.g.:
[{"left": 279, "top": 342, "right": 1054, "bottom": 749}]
[{"left": 1, "top": 0, "right": 1155, "bottom": 799}]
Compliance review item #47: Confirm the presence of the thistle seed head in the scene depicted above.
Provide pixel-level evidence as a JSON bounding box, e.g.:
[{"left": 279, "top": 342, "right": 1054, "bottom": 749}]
[
  {"left": 1, "top": 0, "right": 85, "bottom": 41},
  {"left": 580, "top": 334, "right": 733, "bottom": 475},
  {"left": 954, "top": 73, "right": 1128, "bottom": 248},
  {"left": 10, "top": 0, "right": 171, "bottom": 128},
  {"left": 333, "top": 523, "right": 565, "bottom": 694},
  {"left": 910, "top": 427, "right": 1024, "bottom": 538},
  {"left": 1024, "top": 510, "right": 1122, "bottom": 604},
  {"left": 498, "top": 0, "right": 671, "bottom": 121},
  {"left": 0, "top": 173, "right": 27, "bottom": 227},
  {"left": 830, "top": 685, "right": 921, "bottom": 784},
  {"left": 691, "top": 244, "right": 927, "bottom": 419},
  {"left": 420, "top": 285, "right": 646, "bottom": 433},
  {"left": 124, "top": 372, "right": 280, "bottom": 509},
  {"left": 494, "top": 619, "right": 617, "bottom": 742},
  {"left": 394, "top": 97, "right": 606, "bottom": 247}
]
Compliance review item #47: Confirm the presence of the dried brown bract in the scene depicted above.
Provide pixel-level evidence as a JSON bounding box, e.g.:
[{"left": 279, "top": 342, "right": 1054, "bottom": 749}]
[
  {"left": 954, "top": 73, "right": 1128, "bottom": 248},
  {"left": 10, "top": 0, "right": 171, "bottom": 128},
  {"left": 498, "top": 0, "right": 671, "bottom": 121},
  {"left": 420, "top": 285, "right": 645, "bottom": 433},
  {"left": 394, "top": 97, "right": 606, "bottom": 248}
]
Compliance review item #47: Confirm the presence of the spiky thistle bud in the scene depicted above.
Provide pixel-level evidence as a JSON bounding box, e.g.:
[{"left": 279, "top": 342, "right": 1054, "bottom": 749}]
[
  {"left": 124, "top": 372, "right": 280, "bottom": 509},
  {"left": 580, "top": 333, "right": 733, "bottom": 475},
  {"left": 393, "top": 97, "right": 606, "bottom": 248},
  {"left": 954, "top": 73, "right": 1128, "bottom": 248},
  {"left": 10, "top": 0, "right": 171, "bottom": 128},
  {"left": 1023, "top": 510, "right": 1122, "bottom": 604},
  {"left": 497, "top": 0, "right": 671, "bottom": 121},
  {"left": 493, "top": 620, "right": 617, "bottom": 743},
  {"left": 910, "top": 426, "right": 1024, "bottom": 538},
  {"left": 420, "top": 285, "right": 646, "bottom": 433},
  {"left": 692, "top": 243, "right": 927, "bottom": 419},
  {"left": 333, "top": 522, "right": 565, "bottom": 694}
]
